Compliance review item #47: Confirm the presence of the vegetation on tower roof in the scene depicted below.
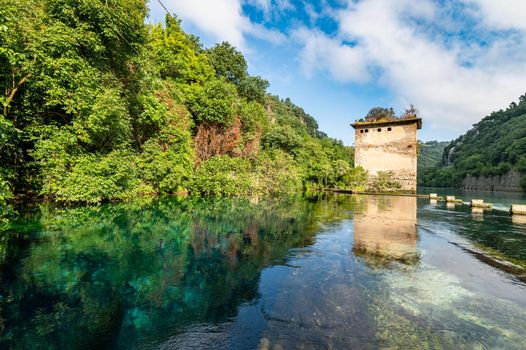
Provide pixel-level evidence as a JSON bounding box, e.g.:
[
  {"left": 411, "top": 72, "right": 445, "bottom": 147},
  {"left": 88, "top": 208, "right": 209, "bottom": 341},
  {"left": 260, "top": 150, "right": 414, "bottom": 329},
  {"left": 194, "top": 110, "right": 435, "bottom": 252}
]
[{"left": 354, "top": 105, "right": 421, "bottom": 125}]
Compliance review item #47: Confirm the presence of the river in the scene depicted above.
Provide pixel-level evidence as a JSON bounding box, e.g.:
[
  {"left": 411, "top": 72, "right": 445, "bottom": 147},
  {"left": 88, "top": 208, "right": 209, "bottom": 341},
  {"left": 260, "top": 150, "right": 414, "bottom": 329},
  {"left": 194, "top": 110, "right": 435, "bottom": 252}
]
[{"left": 0, "top": 193, "right": 525, "bottom": 349}]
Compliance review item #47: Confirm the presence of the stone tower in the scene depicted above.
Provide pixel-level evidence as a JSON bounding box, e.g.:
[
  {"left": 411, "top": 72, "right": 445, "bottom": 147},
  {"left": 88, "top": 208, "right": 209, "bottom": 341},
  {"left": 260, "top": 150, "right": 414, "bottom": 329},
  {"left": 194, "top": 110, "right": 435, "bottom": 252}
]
[{"left": 351, "top": 118, "right": 422, "bottom": 193}]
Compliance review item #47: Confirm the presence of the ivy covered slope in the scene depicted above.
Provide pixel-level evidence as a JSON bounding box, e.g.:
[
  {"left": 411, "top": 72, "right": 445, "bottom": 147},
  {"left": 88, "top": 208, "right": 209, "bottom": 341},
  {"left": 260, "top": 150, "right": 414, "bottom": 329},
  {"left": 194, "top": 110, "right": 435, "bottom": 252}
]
[
  {"left": 419, "top": 95, "right": 526, "bottom": 188},
  {"left": 0, "top": 0, "right": 355, "bottom": 208}
]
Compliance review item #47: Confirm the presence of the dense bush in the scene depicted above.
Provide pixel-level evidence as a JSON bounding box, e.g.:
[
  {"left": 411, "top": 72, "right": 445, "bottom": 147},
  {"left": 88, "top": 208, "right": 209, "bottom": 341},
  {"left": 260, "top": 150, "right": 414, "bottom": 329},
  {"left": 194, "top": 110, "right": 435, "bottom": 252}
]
[
  {"left": 190, "top": 156, "right": 253, "bottom": 197},
  {"left": 0, "top": 176, "right": 13, "bottom": 222},
  {"left": 367, "top": 171, "right": 402, "bottom": 192}
]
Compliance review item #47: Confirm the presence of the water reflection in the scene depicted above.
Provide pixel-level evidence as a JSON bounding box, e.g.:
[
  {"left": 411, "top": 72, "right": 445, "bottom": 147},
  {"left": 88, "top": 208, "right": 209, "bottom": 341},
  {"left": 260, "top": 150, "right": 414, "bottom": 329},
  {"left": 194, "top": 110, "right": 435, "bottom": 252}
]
[
  {"left": 446, "top": 202, "right": 457, "bottom": 209},
  {"left": 0, "top": 196, "right": 358, "bottom": 349},
  {"left": 353, "top": 196, "right": 419, "bottom": 265},
  {"left": 512, "top": 214, "right": 526, "bottom": 226},
  {"left": 471, "top": 207, "right": 484, "bottom": 221},
  {"left": 0, "top": 194, "right": 525, "bottom": 349}
]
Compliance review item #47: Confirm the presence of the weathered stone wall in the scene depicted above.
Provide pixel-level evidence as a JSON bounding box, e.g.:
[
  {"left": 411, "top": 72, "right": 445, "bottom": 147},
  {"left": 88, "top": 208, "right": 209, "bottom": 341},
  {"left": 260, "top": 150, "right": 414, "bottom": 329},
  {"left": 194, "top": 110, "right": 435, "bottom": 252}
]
[
  {"left": 462, "top": 170, "right": 523, "bottom": 192},
  {"left": 354, "top": 122, "right": 418, "bottom": 192}
]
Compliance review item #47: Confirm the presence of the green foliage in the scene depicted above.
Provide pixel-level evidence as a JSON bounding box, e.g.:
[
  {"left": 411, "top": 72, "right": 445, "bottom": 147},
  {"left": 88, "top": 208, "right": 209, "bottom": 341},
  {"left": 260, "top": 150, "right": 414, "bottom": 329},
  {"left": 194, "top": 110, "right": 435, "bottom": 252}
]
[
  {"left": 262, "top": 124, "right": 303, "bottom": 152},
  {"left": 207, "top": 42, "right": 247, "bottom": 85},
  {"left": 357, "top": 105, "right": 420, "bottom": 124},
  {"left": 186, "top": 79, "right": 237, "bottom": 125},
  {"left": 255, "top": 150, "right": 303, "bottom": 194},
  {"left": 0, "top": 2, "right": 355, "bottom": 205},
  {"left": 517, "top": 157, "right": 526, "bottom": 172},
  {"left": 147, "top": 18, "right": 214, "bottom": 85},
  {"left": 190, "top": 155, "right": 252, "bottom": 197},
  {"left": 418, "top": 141, "right": 449, "bottom": 170},
  {"left": 206, "top": 42, "right": 268, "bottom": 103},
  {"left": 419, "top": 166, "right": 461, "bottom": 188},
  {"left": 421, "top": 95, "right": 526, "bottom": 188},
  {"left": 364, "top": 107, "right": 396, "bottom": 121},
  {"left": 238, "top": 99, "right": 267, "bottom": 134},
  {"left": 138, "top": 131, "right": 193, "bottom": 194},
  {"left": 367, "top": 171, "right": 402, "bottom": 192},
  {"left": 417, "top": 140, "right": 450, "bottom": 185},
  {"left": 238, "top": 75, "right": 269, "bottom": 103},
  {"left": 346, "top": 166, "right": 368, "bottom": 191},
  {"left": 0, "top": 176, "right": 13, "bottom": 222},
  {"left": 47, "top": 150, "right": 146, "bottom": 203}
]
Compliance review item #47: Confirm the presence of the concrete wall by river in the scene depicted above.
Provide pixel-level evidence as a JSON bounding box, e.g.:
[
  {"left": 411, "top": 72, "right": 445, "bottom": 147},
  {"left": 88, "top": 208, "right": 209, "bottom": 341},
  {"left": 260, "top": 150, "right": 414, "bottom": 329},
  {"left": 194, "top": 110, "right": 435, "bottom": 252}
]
[{"left": 462, "top": 170, "right": 523, "bottom": 192}]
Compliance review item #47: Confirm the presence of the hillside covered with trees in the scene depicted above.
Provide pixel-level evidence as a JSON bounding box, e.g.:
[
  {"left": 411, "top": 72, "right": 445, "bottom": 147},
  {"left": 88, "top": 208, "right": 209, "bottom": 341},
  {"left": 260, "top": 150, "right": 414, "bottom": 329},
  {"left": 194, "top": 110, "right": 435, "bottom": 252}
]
[
  {"left": 417, "top": 141, "right": 449, "bottom": 183},
  {"left": 419, "top": 95, "right": 526, "bottom": 189},
  {"left": 0, "top": 0, "right": 359, "bottom": 217}
]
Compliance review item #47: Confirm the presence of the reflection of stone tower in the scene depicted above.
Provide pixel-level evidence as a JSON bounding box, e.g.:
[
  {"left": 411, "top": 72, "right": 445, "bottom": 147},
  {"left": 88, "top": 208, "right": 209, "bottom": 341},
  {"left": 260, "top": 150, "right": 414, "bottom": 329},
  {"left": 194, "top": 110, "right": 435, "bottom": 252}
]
[
  {"left": 353, "top": 195, "right": 418, "bottom": 264},
  {"left": 351, "top": 118, "right": 422, "bottom": 193}
]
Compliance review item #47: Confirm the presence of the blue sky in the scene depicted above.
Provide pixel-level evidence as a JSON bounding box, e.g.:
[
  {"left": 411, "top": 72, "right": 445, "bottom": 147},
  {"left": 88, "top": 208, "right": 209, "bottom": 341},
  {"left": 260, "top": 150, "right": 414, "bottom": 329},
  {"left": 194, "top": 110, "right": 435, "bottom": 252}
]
[{"left": 148, "top": 0, "right": 526, "bottom": 145}]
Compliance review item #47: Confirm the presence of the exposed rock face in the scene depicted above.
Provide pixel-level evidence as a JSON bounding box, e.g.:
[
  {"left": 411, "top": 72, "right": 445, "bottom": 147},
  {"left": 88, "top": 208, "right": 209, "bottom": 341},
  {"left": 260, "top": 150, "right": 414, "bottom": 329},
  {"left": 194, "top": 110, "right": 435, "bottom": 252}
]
[
  {"left": 445, "top": 146, "right": 456, "bottom": 166},
  {"left": 352, "top": 118, "right": 421, "bottom": 192},
  {"left": 462, "top": 170, "right": 523, "bottom": 192}
]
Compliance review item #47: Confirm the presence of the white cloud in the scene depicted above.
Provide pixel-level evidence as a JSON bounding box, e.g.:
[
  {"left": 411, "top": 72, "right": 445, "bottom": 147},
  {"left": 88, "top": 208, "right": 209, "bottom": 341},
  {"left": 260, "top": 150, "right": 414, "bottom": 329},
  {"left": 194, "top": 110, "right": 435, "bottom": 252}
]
[
  {"left": 246, "top": 0, "right": 272, "bottom": 19},
  {"left": 304, "top": 2, "right": 320, "bottom": 25},
  {"left": 293, "top": 28, "right": 370, "bottom": 82},
  {"left": 462, "top": 0, "right": 526, "bottom": 31},
  {"left": 165, "top": 0, "right": 285, "bottom": 51},
  {"left": 294, "top": 0, "right": 526, "bottom": 132},
  {"left": 246, "top": 0, "right": 295, "bottom": 21}
]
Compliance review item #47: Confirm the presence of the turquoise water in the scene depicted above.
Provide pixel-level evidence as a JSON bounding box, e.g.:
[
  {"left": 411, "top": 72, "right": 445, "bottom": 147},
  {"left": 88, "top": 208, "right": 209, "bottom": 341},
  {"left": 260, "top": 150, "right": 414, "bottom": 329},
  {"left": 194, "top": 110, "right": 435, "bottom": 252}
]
[{"left": 0, "top": 194, "right": 525, "bottom": 349}]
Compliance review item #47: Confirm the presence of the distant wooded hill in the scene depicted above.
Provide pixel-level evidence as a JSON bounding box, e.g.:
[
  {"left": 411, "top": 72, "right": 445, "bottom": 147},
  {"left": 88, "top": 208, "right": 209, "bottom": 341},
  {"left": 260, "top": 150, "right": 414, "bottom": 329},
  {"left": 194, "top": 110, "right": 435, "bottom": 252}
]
[
  {"left": 418, "top": 141, "right": 450, "bottom": 170},
  {"left": 419, "top": 95, "right": 526, "bottom": 189}
]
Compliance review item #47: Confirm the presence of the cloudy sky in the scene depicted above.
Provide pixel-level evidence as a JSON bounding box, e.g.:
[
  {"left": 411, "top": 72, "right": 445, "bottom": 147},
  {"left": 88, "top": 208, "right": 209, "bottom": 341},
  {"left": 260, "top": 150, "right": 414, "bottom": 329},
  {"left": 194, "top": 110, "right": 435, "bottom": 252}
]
[{"left": 148, "top": 0, "right": 526, "bottom": 145}]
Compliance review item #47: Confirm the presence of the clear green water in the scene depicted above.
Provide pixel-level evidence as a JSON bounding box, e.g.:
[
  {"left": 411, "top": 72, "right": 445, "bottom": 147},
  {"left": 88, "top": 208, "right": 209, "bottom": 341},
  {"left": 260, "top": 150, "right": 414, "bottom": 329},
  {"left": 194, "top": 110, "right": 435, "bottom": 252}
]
[{"left": 1, "top": 194, "right": 525, "bottom": 349}]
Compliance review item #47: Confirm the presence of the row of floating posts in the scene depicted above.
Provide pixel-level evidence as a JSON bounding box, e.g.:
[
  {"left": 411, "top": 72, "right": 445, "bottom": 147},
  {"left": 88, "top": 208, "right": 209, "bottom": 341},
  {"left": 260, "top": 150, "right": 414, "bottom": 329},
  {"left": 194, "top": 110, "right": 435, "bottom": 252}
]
[{"left": 429, "top": 193, "right": 526, "bottom": 216}]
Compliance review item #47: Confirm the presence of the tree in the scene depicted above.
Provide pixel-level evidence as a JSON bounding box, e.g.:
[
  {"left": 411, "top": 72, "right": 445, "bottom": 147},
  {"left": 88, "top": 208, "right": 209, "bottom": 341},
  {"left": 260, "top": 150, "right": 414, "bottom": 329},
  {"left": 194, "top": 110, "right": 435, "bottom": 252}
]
[
  {"left": 238, "top": 75, "right": 269, "bottom": 103},
  {"left": 401, "top": 104, "right": 419, "bottom": 119},
  {"left": 207, "top": 42, "right": 247, "bottom": 86},
  {"left": 364, "top": 107, "right": 396, "bottom": 122},
  {"left": 186, "top": 79, "right": 238, "bottom": 126},
  {"left": 0, "top": 1, "right": 357, "bottom": 204}
]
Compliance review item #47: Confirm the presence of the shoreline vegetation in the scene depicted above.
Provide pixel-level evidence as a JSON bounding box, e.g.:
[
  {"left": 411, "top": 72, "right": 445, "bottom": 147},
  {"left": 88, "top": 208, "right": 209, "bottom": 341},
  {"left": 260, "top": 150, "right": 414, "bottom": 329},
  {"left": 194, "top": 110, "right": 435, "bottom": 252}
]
[
  {"left": 0, "top": 1, "right": 417, "bottom": 221},
  {"left": 0, "top": 1, "right": 357, "bottom": 216}
]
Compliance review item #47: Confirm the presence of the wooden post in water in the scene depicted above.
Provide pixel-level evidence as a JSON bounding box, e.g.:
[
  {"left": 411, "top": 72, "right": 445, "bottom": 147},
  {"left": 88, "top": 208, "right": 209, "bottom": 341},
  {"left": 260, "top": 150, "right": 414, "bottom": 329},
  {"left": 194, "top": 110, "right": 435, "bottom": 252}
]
[
  {"left": 446, "top": 196, "right": 463, "bottom": 204},
  {"left": 429, "top": 193, "right": 444, "bottom": 201},
  {"left": 470, "top": 199, "right": 492, "bottom": 208},
  {"left": 510, "top": 204, "right": 526, "bottom": 215}
]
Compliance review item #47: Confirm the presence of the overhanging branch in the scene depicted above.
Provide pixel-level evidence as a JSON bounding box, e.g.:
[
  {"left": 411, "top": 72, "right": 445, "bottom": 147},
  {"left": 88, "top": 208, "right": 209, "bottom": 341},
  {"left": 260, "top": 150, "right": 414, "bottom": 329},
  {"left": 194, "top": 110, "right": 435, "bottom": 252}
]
[{"left": 4, "top": 73, "right": 32, "bottom": 117}]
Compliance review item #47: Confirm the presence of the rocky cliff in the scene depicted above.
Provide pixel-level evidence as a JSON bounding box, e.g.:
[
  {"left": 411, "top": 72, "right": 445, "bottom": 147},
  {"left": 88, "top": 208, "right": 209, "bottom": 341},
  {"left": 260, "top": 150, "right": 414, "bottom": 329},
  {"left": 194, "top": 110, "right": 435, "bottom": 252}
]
[{"left": 462, "top": 171, "right": 523, "bottom": 192}]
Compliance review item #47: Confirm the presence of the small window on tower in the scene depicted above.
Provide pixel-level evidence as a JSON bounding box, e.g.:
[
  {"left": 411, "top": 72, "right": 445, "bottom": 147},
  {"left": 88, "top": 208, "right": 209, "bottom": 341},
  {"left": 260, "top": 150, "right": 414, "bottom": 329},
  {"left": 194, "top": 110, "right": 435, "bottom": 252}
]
[
  {"left": 360, "top": 130, "right": 364, "bottom": 133},
  {"left": 365, "top": 129, "right": 369, "bottom": 133},
  {"left": 377, "top": 128, "right": 381, "bottom": 132},
  {"left": 387, "top": 127, "right": 392, "bottom": 131}
]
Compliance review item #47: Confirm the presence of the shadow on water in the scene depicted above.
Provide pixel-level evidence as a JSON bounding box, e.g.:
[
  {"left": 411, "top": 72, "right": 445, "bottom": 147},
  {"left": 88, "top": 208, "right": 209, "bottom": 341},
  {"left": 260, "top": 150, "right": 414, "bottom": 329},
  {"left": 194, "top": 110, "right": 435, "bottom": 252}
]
[{"left": 0, "top": 194, "right": 525, "bottom": 349}]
